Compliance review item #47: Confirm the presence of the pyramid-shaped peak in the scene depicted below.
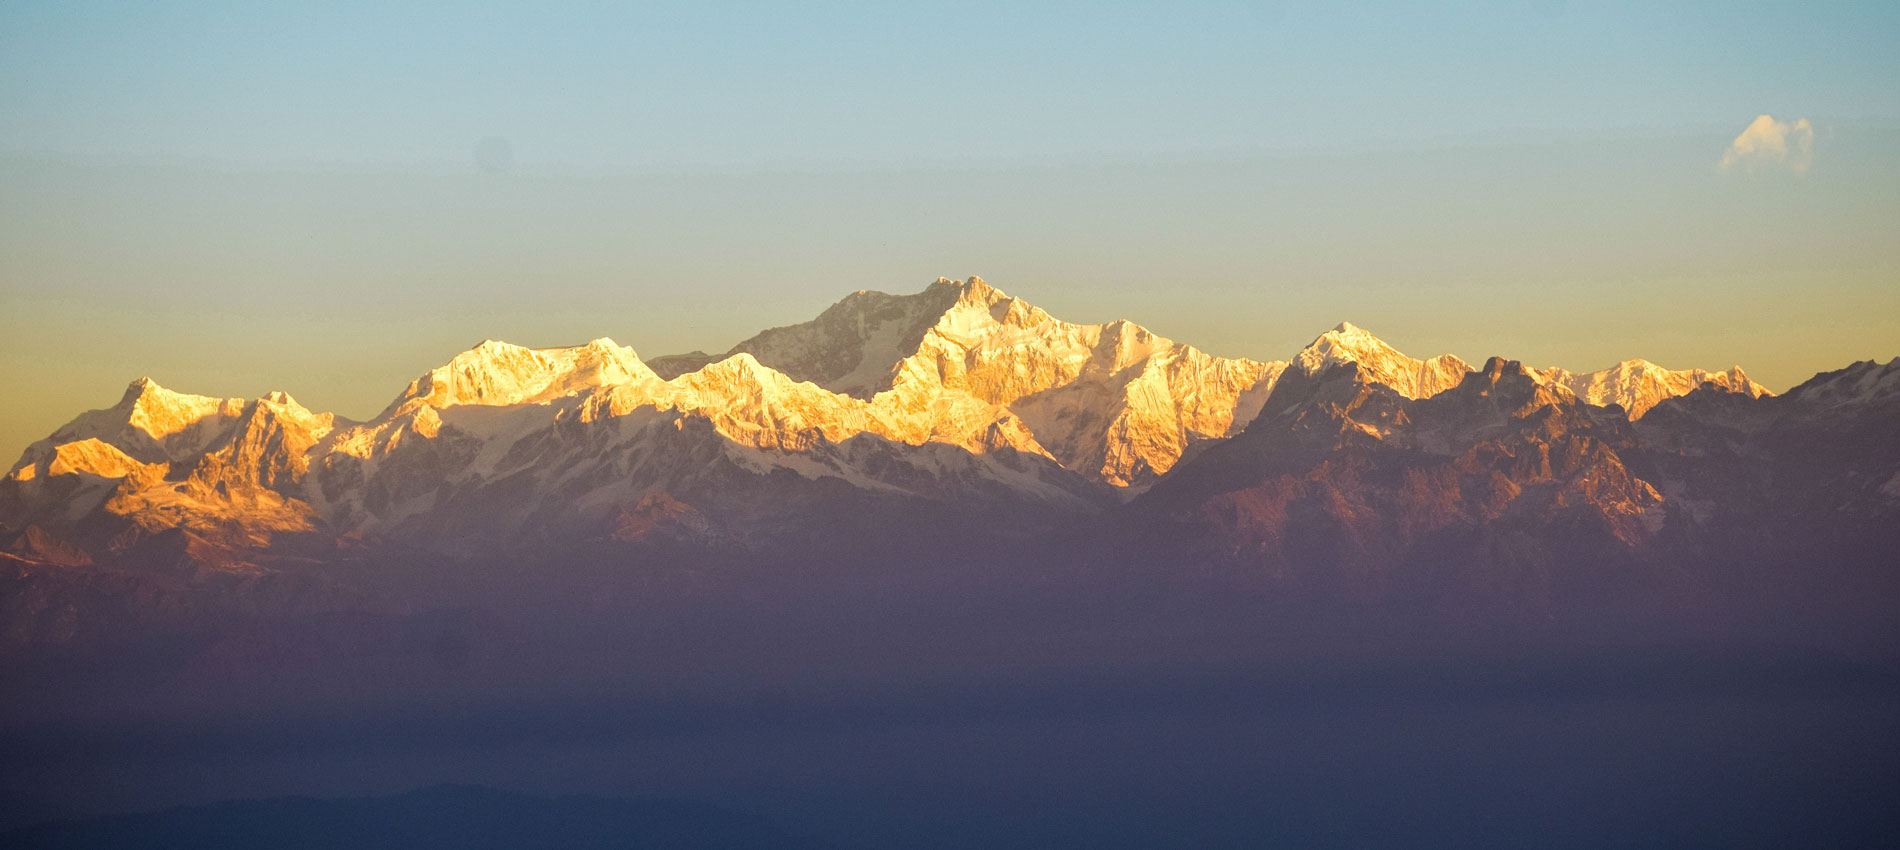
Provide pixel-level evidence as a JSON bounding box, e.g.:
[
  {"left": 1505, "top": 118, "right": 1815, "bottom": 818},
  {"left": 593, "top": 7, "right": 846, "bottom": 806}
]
[
  {"left": 1312, "top": 322, "right": 1408, "bottom": 352},
  {"left": 672, "top": 351, "right": 818, "bottom": 397},
  {"left": 115, "top": 376, "right": 232, "bottom": 411},
  {"left": 1301, "top": 323, "right": 1401, "bottom": 359},
  {"left": 119, "top": 376, "right": 166, "bottom": 404},
  {"left": 1295, "top": 323, "right": 1471, "bottom": 399},
  {"left": 98, "top": 376, "right": 248, "bottom": 443},
  {"left": 708, "top": 350, "right": 771, "bottom": 374}
]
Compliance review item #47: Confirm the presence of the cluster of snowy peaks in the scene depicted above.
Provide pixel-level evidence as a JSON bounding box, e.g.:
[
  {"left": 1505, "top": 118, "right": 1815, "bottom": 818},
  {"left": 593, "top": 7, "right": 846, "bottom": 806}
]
[{"left": 2, "top": 276, "right": 1775, "bottom": 554}]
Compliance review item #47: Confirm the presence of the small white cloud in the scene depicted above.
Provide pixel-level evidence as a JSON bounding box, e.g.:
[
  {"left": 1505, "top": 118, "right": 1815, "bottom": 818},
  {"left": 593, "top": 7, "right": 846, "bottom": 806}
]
[{"left": 1719, "top": 114, "right": 1814, "bottom": 174}]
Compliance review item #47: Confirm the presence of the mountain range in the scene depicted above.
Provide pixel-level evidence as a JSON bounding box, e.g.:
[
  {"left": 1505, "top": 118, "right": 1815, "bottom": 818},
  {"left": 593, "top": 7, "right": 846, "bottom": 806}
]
[{"left": 0, "top": 276, "right": 1894, "bottom": 648}]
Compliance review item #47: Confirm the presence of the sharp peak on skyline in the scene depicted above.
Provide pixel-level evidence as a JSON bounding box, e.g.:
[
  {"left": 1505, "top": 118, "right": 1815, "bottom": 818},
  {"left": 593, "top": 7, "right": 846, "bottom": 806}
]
[
  {"left": 34, "top": 274, "right": 1821, "bottom": 452},
  {"left": 117, "top": 375, "right": 248, "bottom": 408}
]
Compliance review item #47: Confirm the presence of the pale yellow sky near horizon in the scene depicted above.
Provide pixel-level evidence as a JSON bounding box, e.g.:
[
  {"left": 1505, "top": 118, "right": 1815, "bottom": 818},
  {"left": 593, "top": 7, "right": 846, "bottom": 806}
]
[
  {"left": 3, "top": 131, "right": 1899, "bottom": 460},
  {"left": 8, "top": 1, "right": 1900, "bottom": 459}
]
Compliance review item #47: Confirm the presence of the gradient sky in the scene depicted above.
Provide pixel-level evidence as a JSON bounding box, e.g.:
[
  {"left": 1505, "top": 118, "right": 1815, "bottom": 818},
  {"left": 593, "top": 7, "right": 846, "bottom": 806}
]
[{"left": 2, "top": 1, "right": 1898, "bottom": 457}]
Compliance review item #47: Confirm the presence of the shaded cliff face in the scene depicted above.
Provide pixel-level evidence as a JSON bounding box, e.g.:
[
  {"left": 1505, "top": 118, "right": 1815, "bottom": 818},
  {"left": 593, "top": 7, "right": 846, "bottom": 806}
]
[
  {"left": 1121, "top": 359, "right": 1673, "bottom": 614},
  {"left": 1106, "top": 353, "right": 1900, "bottom": 629},
  {"left": 651, "top": 277, "right": 1285, "bottom": 487},
  {"left": 1627, "top": 358, "right": 1900, "bottom": 561}
]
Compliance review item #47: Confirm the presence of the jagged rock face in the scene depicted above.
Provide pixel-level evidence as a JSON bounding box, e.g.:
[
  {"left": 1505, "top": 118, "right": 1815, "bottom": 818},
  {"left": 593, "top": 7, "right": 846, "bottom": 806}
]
[
  {"left": 308, "top": 360, "right": 1103, "bottom": 556},
  {"left": 885, "top": 281, "right": 1285, "bottom": 486},
  {"left": 0, "top": 303, "right": 1123, "bottom": 558},
  {"left": 1293, "top": 322, "right": 1472, "bottom": 399},
  {"left": 1628, "top": 358, "right": 1900, "bottom": 553},
  {"left": 1774, "top": 358, "right": 1900, "bottom": 417},
  {"left": 2, "top": 525, "right": 92, "bottom": 567},
  {"left": 1124, "top": 352, "right": 1900, "bottom": 612},
  {"left": 300, "top": 339, "right": 1107, "bottom": 554},
  {"left": 679, "top": 277, "right": 1285, "bottom": 487},
  {"left": 0, "top": 381, "right": 336, "bottom": 549},
  {"left": 713, "top": 286, "right": 962, "bottom": 396},
  {"left": 1288, "top": 323, "right": 1774, "bottom": 421},
  {"left": 1537, "top": 360, "right": 1769, "bottom": 418},
  {"left": 1128, "top": 358, "right": 1675, "bottom": 609},
  {"left": 0, "top": 275, "right": 1834, "bottom": 575}
]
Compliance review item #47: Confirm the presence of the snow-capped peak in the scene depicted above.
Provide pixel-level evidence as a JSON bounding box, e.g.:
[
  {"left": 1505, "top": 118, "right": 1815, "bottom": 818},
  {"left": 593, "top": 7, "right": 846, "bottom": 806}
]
[
  {"left": 1535, "top": 359, "right": 1771, "bottom": 418},
  {"left": 1781, "top": 357, "right": 1900, "bottom": 411},
  {"left": 0, "top": 274, "right": 1884, "bottom": 563},
  {"left": 385, "top": 337, "right": 657, "bottom": 415},
  {"left": 941, "top": 275, "right": 1006, "bottom": 307},
  {"left": 645, "top": 277, "right": 1283, "bottom": 487},
  {"left": 1295, "top": 324, "right": 1471, "bottom": 399},
  {"left": 104, "top": 377, "right": 250, "bottom": 450}
]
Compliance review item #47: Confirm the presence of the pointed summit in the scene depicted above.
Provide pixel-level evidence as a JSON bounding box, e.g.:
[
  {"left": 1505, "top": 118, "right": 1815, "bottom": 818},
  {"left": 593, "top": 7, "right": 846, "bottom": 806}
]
[
  {"left": 106, "top": 377, "right": 249, "bottom": 447},
  {"left": 5, "top": 377, "right": 253, "bottom": 498},
  {"left": 674, "top": 278, "right": 978, "bottom": 397},
  {"left": 645, "top": 277, "right": 1283, "bottom": 487},
  {"left": 119, "top": 376, "right": 163, "bottom": 405},
  {"left": 1295, "top": 324, "right": 1470, "bottom": 399}
]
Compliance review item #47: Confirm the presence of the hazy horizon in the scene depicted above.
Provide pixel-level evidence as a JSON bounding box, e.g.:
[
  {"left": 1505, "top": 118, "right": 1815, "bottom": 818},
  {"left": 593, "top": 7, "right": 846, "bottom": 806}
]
[{"left": 5, "top": 1, "right": 1898, "bottom": 458}]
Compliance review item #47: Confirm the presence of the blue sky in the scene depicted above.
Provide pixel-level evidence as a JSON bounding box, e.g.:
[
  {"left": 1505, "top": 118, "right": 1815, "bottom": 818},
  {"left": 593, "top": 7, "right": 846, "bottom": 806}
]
[
  {"left": 2, "top": 1, "right": 1898, "bottom": 454},
  {"left": 6, "top": 2, "right": 1896, "bottom": 168}
]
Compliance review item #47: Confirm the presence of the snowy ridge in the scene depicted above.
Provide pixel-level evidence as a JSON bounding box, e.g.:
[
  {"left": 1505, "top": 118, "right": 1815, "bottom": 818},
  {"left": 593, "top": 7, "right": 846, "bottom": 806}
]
[
  {"left": 1286, "top": 322, "right": 1773, "bottom": 420},
  {"left": 386, "top": 337, "right": 656, "bottom": 414},
  {"left": 1, "top": 276, "right": 1801, "bottom": 556},
  {"left": 1536, "top": 359, "right": 1769, "bottom": 418},
  {"left": 711, "top": 277, "right": 1286, "bottom": 487},
  {"left": 3, "top": 380, "right": 339, "bottom": 538},
  {"left": 1779, "top": 358, "right": 1900, "bottom": 412}
]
